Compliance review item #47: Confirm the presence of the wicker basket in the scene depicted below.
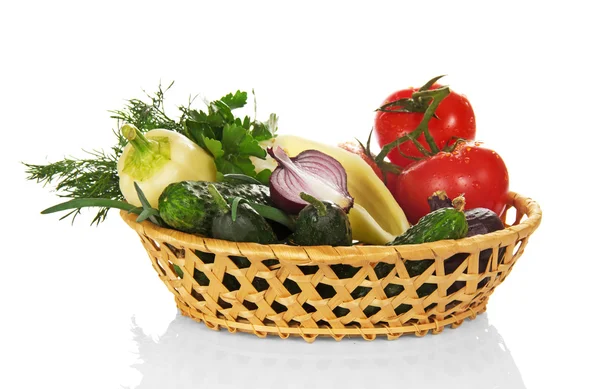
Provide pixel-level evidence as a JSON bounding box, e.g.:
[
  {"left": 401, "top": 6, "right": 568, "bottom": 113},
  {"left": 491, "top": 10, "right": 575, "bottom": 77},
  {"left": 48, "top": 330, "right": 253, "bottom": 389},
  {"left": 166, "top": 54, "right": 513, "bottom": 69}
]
[{"left": 121, "top": 191, "right": 541, "bottom": 342}]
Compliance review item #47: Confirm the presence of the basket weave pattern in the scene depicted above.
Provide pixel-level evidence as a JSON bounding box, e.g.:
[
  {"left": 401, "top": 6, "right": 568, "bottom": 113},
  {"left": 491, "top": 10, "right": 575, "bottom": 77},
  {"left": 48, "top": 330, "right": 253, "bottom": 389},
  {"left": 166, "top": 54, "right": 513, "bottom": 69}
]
[{"left": 121, "top": 192, "right": 541, "bottom": 342}]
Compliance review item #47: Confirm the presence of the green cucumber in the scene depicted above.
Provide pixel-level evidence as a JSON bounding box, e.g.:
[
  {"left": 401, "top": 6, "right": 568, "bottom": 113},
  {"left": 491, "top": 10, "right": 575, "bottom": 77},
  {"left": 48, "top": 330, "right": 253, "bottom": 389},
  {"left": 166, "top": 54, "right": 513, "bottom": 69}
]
[
  {"left": 292, "top": 193, "right": 352, "bottom": 247},
  {"left": 381, "top": 195, "right": 468, "bottom": 301},
  {"left": 387, "top": 195, "right": 468, "bottom": 246},
  {"left": 158, "top": 181, "right": 271, "bottom": 235},
  {"left": 207, "top": 185, "right": 277, "bottom": 244}
]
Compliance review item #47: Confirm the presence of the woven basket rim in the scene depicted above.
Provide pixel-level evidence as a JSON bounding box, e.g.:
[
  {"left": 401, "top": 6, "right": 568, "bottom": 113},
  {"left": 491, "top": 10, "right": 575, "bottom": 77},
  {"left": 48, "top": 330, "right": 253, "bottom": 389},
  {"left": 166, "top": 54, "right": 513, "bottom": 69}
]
[{"left": 120, "top": 191, "right": 541, "bottom": 264}]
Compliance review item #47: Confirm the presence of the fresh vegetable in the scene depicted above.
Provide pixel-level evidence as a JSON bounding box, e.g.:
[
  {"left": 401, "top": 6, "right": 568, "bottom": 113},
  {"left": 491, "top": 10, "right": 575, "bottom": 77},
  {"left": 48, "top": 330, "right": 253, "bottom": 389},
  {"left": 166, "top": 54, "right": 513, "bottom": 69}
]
[
  {"left": 157, "top": 181, "right": 273, "bottom": 235},
  {"left": 24, "top": 149, "right": 124, "bottom": 225},
  {"left": 427, "top": 190, "right": 453, "bottom": 211},
  {"left": 254, "top": 135, "right": 410, "bottom": 244},
  {"left": 388, "top": 195, "right": 468, "bottom": 246},
  {"left": 368, "top": 79, "right": 508, "bottom": 225},
  {"left": 109, "top": 81, "right": 183, "bottom": 133},
  {"left": 426, "top": 190, "right": 506, "bottom": 294},
  {"left": 221, "top": 173, "right": 264, "bottom": 185},
  {"left": 366, "top": 84, "right": 452, "bottom": 205},
  {"left": 180, "top": 91, "right": 277, "bottom": 184},
  {"left": 28, "top": 84, "right": 181, "bottom": 224},
  {"left": 427, "top": 190, "right": 505, "bottom": 237},
  {"left": 27, "top": 75, "right": 524, "bottom": 326},
  {"left": 26, "top": 84, "right": 277, "bottom": 224},
  {"left": 465, "top": 208, "right": 505, "bottom": 237},
  {"left": 373, "top": 75, "right": 476, "bottom": 168},
  {"left": 348, "top": 205, "right": 395, "bottom": 245},
  {"left": 29, "top": 77, "right": 512, "bottom": 255},
  {"left": 207, "top": 185, "right": 277, "bottom": 244},
  {"left": 113, "top": 85, "right": 278, "bottom": 185},
  {"left": 40, "top": 182, "right": 164, "bottom": 226},
  {"left": 268, "top": 147, "right": 354, "bottom": 214},
  {"left": 117, "top": 124, "right": 216, "bottom": 208},
  {"left": 292, "top": 193, "right": 352, "bottom": 246},
  {"left": 394, "top": 141, "right": 509, "bottom": 224},
  {"left": 41, "top": 198, "right": 141, "bottom": 216},
  {"left": 337, "top": 141, "right": 398, "bottom": 186}
]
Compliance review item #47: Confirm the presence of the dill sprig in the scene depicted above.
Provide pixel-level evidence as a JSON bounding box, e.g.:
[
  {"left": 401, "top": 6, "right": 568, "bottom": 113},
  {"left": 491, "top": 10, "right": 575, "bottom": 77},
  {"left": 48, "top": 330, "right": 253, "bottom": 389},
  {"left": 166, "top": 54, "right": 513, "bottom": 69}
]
[
  {"left": 24, "top": 149, "right": 122, "bottom": 225},
  {"left": 25, "top": 83, "right": 179, "bottom": 225},
  {"left": 109, "top": 81, "right": 182, "bottom": 134}
]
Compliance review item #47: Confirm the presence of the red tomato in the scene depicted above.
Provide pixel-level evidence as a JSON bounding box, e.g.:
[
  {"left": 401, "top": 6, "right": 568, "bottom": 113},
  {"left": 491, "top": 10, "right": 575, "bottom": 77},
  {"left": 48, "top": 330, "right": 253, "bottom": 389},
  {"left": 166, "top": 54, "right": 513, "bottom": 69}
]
[
  {"left": 394, "top": 142, "right": 509, "bottom": 224},
  {"left": 374, "top": 84, "right": 477, "bottom": 168}
]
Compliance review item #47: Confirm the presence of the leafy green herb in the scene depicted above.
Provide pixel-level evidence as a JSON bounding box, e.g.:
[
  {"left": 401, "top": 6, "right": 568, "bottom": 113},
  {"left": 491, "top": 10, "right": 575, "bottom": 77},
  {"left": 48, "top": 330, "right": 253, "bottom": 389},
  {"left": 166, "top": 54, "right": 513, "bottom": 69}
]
[
  {"left": 109, "top": 81, "right": 182, "bottom": 133},
  {"left": 24, "top": 149, "right": 123, "bottom": 225},
  {"left": 252, "top": 113, "right": 279, "bottom": 141},
  {"left": 41, "top": 198, "right": 141, "bottom": 216},
  {"left": 220, "top": 90, "right": 248, "bottom": 109},
  {"left": 40, "top": 184, "right": 165, "bottom": 227},
  {"left": 25, "top": 83, "right": 278, "bottom": 224},
  {"left": 222, "top": 173, "right": 264, "bottom": 185},
  {"left": 133, "top": 182, "right": 164, "bottom": 226},
  {"left": 180, "top": 91, "right": 277, "bottom": 184},
  {"left": 25, "top": 84, "right": 183, "bottom": 225},
  {"left": 230, "top": 197, "right": 243, "bottom": 221}
]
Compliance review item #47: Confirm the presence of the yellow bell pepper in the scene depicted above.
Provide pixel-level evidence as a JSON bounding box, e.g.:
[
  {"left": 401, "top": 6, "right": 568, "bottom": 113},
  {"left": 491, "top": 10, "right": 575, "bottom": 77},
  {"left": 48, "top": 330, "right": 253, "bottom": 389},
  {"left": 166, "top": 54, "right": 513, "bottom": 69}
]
[
  {"left": 252, "top": 134, "right": 410, "bottom": 244},
  {"left": 117, "top": 124, "right": 216, "bottom": 208}
]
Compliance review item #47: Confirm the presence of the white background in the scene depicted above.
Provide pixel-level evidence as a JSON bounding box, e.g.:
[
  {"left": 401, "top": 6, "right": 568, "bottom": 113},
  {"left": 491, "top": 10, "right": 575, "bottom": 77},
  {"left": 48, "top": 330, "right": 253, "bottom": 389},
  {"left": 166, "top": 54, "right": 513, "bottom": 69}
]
[{"left": 2, "top": 1, "right": 598, "bottom": 388}]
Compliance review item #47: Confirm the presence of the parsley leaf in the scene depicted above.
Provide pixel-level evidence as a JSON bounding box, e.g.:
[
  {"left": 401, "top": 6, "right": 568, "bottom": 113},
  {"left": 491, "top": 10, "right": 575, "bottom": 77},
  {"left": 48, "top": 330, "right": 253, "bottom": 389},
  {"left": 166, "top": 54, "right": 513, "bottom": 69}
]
[
  {"left": 202, "top": 136, "right": 224, "bottom": 159},
  {"left": 256, "top": 169, "right": 272, "bottom": 184},
  {"left": 222, "top": 124, "right": 266, "bottom": 159},
  {"left": 215, "top": 154, "right": 257, "bottom": 176},
  {"left": 252, "top": 113, "right": 278, "bottom": 141},
  {"left": 180, "top": 90, "right": 275, "bottom": 184},
  {"left": 220, "top": 91, "right": 247, "bottom": 109}
]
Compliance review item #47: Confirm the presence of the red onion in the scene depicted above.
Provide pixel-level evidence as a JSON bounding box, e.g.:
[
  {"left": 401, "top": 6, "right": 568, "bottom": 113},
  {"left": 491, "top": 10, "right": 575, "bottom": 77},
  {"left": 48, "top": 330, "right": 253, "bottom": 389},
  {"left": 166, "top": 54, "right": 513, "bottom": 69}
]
[{"left": 268, "top": 147, "right": 354, "bottom": 214}]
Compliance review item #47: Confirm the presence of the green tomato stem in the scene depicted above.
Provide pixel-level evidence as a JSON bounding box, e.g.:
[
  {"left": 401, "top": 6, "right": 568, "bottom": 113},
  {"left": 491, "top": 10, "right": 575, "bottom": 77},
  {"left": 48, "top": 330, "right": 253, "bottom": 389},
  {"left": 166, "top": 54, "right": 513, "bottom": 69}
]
[
  {"left": 417, "top": 75, "right": 446, "bottom": 92},
  {"left": 376, "top": 86, "right": 450, "bottom": 163},
  {"left": 411, "top": 87, "right": 450, "bottom": 153}
]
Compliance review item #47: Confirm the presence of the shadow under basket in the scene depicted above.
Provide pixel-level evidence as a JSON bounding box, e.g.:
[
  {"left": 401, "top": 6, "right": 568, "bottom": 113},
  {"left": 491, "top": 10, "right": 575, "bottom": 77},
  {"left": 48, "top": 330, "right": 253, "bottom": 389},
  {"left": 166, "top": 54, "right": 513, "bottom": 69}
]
[{"left": 120, "top": 191, "right": 541, "bottom": 342}]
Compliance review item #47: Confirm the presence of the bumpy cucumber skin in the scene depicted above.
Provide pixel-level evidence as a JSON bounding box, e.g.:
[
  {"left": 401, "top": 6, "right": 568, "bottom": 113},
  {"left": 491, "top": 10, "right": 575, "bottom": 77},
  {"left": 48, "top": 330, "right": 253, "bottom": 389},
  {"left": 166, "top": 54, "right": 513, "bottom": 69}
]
[
  {"left": 158, "top": 181, "right": 271, "bottom": 235},
  {"left": 388, "top": 207, "right": 468, "bottom": 246},
  {"left": 211, "top": 203, "right": 277, "bottom": 244},
  {"left": 376, "top": 208, "right": 467, "bottom": 303},
  {"left": 293, "top": 202, "right": 352, "bottom": 246}
]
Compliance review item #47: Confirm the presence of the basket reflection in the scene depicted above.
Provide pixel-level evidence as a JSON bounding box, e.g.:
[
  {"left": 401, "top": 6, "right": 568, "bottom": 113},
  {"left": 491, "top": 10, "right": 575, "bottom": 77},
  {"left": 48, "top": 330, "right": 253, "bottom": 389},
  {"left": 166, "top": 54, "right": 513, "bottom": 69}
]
[{"left": 129, "top": 312, "right": 525, "bottom": 389}]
